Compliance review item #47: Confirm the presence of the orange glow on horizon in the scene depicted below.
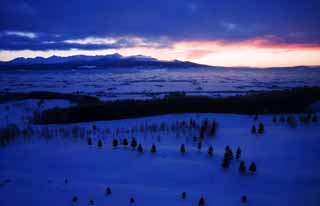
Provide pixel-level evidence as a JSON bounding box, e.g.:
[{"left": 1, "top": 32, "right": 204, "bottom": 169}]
[{"left": 1, "top": 37, "right": 320, "bottom": 68}]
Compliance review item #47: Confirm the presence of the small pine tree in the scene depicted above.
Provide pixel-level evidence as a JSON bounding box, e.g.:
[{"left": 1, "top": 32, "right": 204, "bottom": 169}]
[
  {"left": 193, "top": 136, "right": 197, "bottom": 142},
  {"left": 137, "top": 144, "right": 143, "bottom": 153},
  {"left": 258, "top": 123, "right": 264, "bottom": 134},
  {"left": 180, "top": 144, "right": 186, "bottom": 155},
  {"left": 197, "top": 142, "right": 202, "bottom": 151},
  {"left": 105, "top": 187, "right": 112, "bottom": 195},
  {"left": 182, "top": 192, "right": 186, "bottom": 200},
  {"left": 87, "top": 137, "right": 92, "bottom": 146},
  {"left": 72, "top": 196, "right": 78, "bottom": 203},
  {"left": 241, "top": 195, "right": 247, "bottom": 203},
  {"left": 249, "top": 162, "right": 256, "bottom": 174},
  {"left": 251, "top": 125, "right": 256, "bottom": 134},
  {"left": 97, "top": 139, "right": 103, "bottom": 148},
  {"left": 89, "top": 199, "right": 94, "bottom": 205},
  {"left": 236, "top": 147, "right": 241, "bottom": 160},
  {"left": 112, "top": 139, "right": 118, "bottom": 148},
  {"left": 122, "top": 138, "right": 128, "bottom": 146},
  {"left": 273, "top": 116, "right": 277, "bottom": 123},
  {"left": 151, "top": 144, "right": 157, "bottom": 154},
  {"left": 207, "top": 145, "right": 213, "bottom": 157},
  {"left": 226, "top": 148, "right": 233, "bottom": 161},
  {"left": 199, "top": 125, "right": 205, "bottom": 139},
  {"left": 92, "top": 124, "right": 97, "bottom": 131},
  {"left": 199, "top": 197, "right": 205, "bottom": 206},
  {"left": 131, "top": 138, "right": 137, "bottom": 149},
  {"left": 221, "top": 156, "right": 230, "bottom": 169},
  {"left": 210, "top": 120, "right": 216, "bottom": 136},
  {"left": 130, "top": 197, "right": 135, "bottom": 204},
  {"left": 239, "top": 160, "right": 246, "bottom": 173}
]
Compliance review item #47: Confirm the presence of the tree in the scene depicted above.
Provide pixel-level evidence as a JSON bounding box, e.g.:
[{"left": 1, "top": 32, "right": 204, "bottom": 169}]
[
  {"left": 273, "top": 116, "right": 277, "bottom": 123},
  {"left": 72, "top": 196, "right": 78, "bottom": 203},
  {"left": 105, "top": 187, "right": 112, "bottom": 195},
  {"left": 241, "top": 195, "right": 247, "bottom": 203},
  {"left": 97, "top": 139, "right": 103, "bottom": 148},
  {"left": 199, "top": 197, "right": 205, "bottom": 206},
  {"left": 180, "top": 144, "right": 186, "bottom": 155},
  {"left": 249, "top": 162, "right": 256, "bottom": 174},
  {"left": 222, "top": 156, "right": 230, "bottom": 169},
  {"left": 130, "top": 197, "right": 135, "bottom": 204},
  {"left": 239, "top": 161, "right": 246, "bottom": 173},
  {"left": 89, "top": 200, "right": 94, "bottom": 205},
  {"left": 207, "top": 145, "right": 213, "bottom": 157},
  {"left": 137, "top": 144, "right": 143, "bottom": 153},
  {"left": 254, "top": 114, "right": 258, "bottom": 121},
  {"left": 236, "top": 147, "right": 241, "bottom": 160},
  {"left": 197, "top": 142, "right": 202, "bottom": 151},
  {"left": 131, "top": 138, "right": 137, "bottom": 149},
  {"left": 193, "top": 136, "right": 197, "bottom": 142},
  {"left": 225, "top": 147, "right": 233, "bottom": 161},
  {"left": 258, "top": 123, "right": 264, "bottom": 134},
  {"left": 122, "top": 138, "right": 128, "bottom": 146},
  {"left": 210, "top": 120, "right": 217, "bottom": 136},
  {"left": 151, "top": 144, "right": 157, "bottom": 154},
  {"left": 182, "top": 192, "right": 186, "bottom": 200},
  {"left": 112, "top": 139, "right": 118, "bottom": 148},
  {"left": 251, "top": 125, "right": 256, "bottom": 134},
  {"left": 87, "top": 137, "right": 92, "bottom": 146},
  {"left": 199, "top": 125, "right": 205, "bottom": 139},
  {"left": 92, "top": 124, "right": 97, "bottom": 131}
]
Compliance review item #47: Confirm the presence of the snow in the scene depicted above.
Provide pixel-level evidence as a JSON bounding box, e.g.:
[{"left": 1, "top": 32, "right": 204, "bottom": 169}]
[
  {"left": 0, "top": 107, "right": 320, "bottom": 206},
  {"left": 1, "top": 67, "right": 320, "bottom": 101}
]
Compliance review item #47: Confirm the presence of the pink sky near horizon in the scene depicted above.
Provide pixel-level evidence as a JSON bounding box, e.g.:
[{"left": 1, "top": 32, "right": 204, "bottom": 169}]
[{"left": 1, "top": 37, "right": 320, "bottom": 67}]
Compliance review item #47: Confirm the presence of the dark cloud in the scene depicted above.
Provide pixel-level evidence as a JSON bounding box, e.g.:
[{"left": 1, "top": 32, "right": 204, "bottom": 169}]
[{"left": 0, "top": 0, "right": 320, "bottom": 51}]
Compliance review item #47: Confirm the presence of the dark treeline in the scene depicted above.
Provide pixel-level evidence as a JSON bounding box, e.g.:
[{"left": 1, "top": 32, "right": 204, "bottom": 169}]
[
  {"left": 36, "top": 87, "right": 320, "bottom": 124},
  {"left": 0, "top": 91, "right": 101, "bottom": 105}
]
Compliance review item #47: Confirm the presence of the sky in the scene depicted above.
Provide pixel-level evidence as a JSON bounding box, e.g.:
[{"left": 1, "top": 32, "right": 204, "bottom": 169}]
[{"left": 0, "top": 0, "right": 320, "bottom": 67}]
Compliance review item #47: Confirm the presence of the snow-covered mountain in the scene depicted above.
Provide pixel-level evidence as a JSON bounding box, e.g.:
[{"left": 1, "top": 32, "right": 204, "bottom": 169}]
[{"left": 0, "top": 53, "right": 209, "bottom": 69}]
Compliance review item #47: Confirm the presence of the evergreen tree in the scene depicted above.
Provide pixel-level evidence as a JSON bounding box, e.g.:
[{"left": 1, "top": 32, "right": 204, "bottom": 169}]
[
  {"left": 236, "top": 147, "right": 241, "bottom": 160},
  {"left": 199, "top": 197, "right": 205, "bottom": 206},
  {"left": 122, "top": 138, "right": 128, "bottom": 146},
  {"left": 89, "top": 199, "right": 94, "bottom": 205},
  {"left": 249, "top": 162, "right": 256, "bottom": 174},
  {"left": 72, "top": 196, "right": 78, "bottom": 203},
  {"left": 112, "top": 139, "right": 118, "bottom": 148},
  {"left": 97, "top": 139, "right": 103, "bottom": 148},
  {"left": 92, "top": 124, "right": 97, "bottom": 131},
  {"left": 130, "top": 197, "right": 135, "bottom": 204},
  {"left": 226, "top": 147, "right": 233, "bottom": 161},
  {"left": 199, "top": 125, "right": 205, "bottom": 139},
  {"left": 182, "top": 192, "right": 186, "bottom": 200},
  {"left": 251, "top": 125, "right": 256, "bottom": 134},
  {"left": 151, "top": 144, "right": 157, "bottom": 154},
  {"left": 210, "top": 120, "right": 216, "bottom": 136},
  {"left": 197, "top": 141, "right": 202, "bottom": 151},
  {"left": 131, "top": 138, "right": 137, "bottom": 149},
  {"left": 239, "top": 160, "right": 246, "bottom": 173},
  {"left": 222, "top": 156, "right": 230, "bottom": 169},
  {"left": 207, "top": 145, "right": 213, "bottom": 157},
  {"left": 87, "top": 137, "right": 92, "bottom": 146},
  {"left": 105, "top": 187, "right": 112, "bottom": 195},
  {"left": 137, "top": 144, "right": 143, "bottom": 153},
  {"left": 273, "top": 116, "right": 277, "bottom": 123},
  {"left": 180, "top": 144, "right": 186, "bottom": 155},
  {"left": 258, "top": 123, "right": 264, "bottom": 134},
  {"left": 193, "top": 136, "right": 197, "bottom": 142},
  {"left": 241, "top": 195, "right": 247, "bottom": 203}
]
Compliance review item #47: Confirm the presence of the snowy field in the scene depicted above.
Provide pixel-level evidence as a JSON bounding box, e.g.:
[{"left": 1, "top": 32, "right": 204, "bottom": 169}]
[
  {"left": 1, "top": 67, "right": 320, "bottom": 100},
  {"left": 0, "top": 100, "right": 320, "bottom": 206}
]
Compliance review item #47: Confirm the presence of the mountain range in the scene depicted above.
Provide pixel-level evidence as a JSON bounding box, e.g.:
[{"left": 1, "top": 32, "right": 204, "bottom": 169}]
[{"left": 0, "top": 53, "right": 211, "bottom": 69}]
